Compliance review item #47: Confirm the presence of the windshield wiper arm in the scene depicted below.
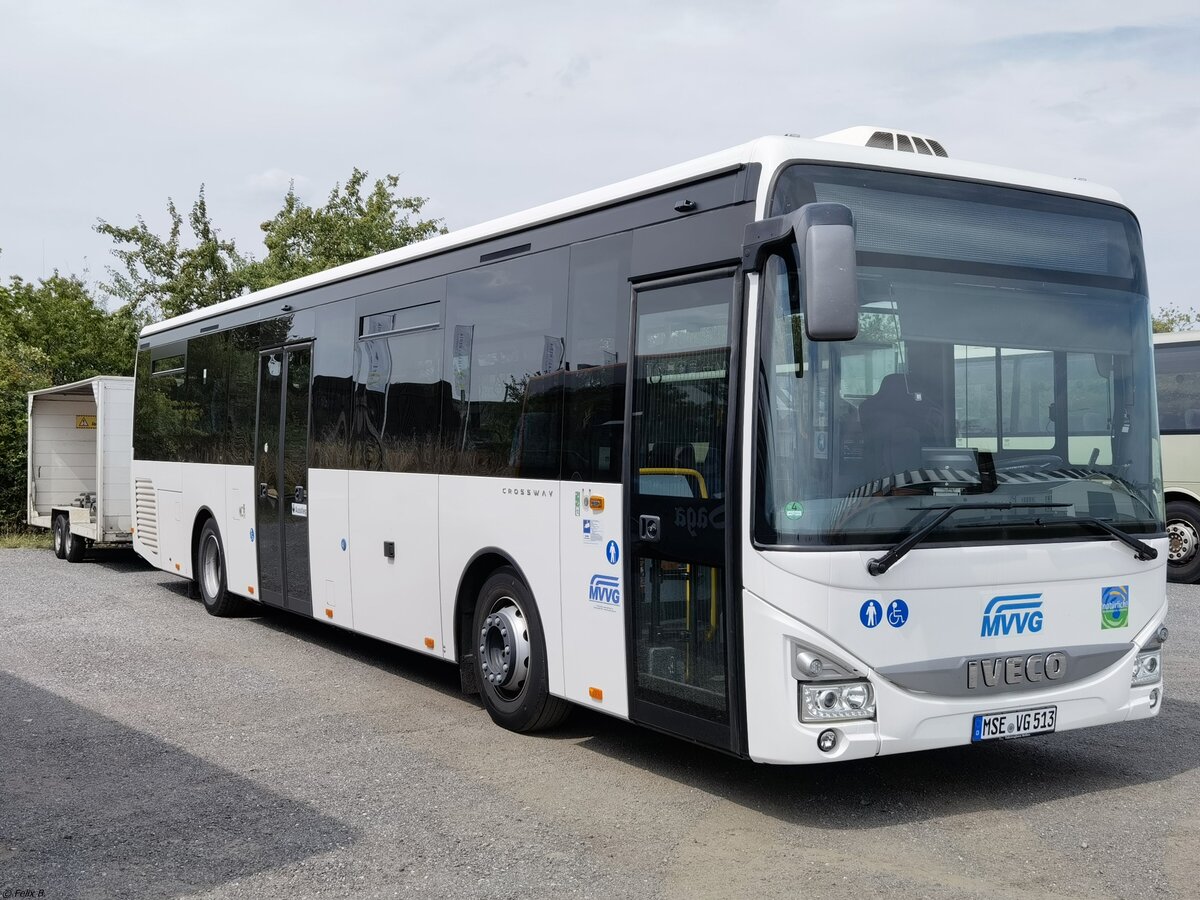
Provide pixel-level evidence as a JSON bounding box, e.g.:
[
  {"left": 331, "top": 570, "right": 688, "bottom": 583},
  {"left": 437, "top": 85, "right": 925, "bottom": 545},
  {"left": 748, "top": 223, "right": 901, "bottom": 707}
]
[
  {"left": 1051, "top": 516, "right": 1158, "bottom": 562},
  {"left": 867, "top": 503, "right": 1160, "bottom": 576},
  {"left": 867, "top": 503, "right": 1071, "bottom": 576}
]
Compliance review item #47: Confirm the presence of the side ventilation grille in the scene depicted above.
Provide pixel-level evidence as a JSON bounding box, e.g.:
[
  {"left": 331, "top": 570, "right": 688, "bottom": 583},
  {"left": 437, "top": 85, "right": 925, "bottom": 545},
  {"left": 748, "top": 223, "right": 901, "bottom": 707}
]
[{"left": 135, "top": 478, "right": 158, "bottom": 555}]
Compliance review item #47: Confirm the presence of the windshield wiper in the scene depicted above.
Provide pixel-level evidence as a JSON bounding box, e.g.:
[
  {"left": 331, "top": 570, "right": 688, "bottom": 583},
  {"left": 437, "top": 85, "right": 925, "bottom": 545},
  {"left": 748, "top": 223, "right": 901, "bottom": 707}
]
[
  {"left": 867, "top": 502, "right": 1159, "bottom": 576},
  {"left": 867, "top": 502, "right": 1068, "bottom": 576}
]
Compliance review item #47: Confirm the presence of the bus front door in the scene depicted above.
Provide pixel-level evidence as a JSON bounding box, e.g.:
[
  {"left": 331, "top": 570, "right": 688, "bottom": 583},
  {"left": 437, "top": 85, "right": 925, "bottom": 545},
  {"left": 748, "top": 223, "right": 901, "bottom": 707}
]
[
  {"left": 255, "top": 344, "right": 313, "bottom": 615},
  {"left": 626, "top": 269, "right": 740, "bottom": 752}
]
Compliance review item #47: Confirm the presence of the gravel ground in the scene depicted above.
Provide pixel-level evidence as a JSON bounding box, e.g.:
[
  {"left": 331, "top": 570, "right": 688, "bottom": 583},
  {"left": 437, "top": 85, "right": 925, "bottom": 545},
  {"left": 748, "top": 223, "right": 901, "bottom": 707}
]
[{"left": 1, "top": 547, "right": 1197, "bottom": 899}]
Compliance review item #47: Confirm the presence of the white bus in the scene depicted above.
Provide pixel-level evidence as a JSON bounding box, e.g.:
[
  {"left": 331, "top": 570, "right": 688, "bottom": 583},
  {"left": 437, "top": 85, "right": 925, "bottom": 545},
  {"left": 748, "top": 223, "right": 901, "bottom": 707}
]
[
  {"left": 131, "top": 127, "right": 1168, "bottom": 764},
  {"left": 1154, "top": 330, "right": 1200, "bottom": 583}
]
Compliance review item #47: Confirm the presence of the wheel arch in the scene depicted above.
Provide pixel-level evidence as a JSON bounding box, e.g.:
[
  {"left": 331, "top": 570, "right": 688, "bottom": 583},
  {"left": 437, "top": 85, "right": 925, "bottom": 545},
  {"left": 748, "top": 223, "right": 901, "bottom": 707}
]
[
  {"left": 190, "top": 506, "right": 219, "bottom": 578},
  {"left": 1164, "top": 487, "right": 1200, "bottom": 508},
  {"left": 452, "top": 548, "right": 533, "bottom": 688}
]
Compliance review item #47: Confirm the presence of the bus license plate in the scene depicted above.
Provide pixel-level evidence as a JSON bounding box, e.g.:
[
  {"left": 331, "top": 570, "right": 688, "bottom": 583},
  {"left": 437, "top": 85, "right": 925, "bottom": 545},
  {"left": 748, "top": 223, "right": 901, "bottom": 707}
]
[{"left": 971, "top": 705, "right": 1057, "bottom": 742}]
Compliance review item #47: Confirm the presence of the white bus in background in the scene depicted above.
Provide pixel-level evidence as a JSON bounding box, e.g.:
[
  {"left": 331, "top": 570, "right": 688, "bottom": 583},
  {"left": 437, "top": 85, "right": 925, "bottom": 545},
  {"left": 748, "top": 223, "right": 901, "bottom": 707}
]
[
  {"left": 130, "top": 126, "right": 1168, "bottom": 764},
  {"left": 1154, "top": 331, "right": 1200, "bottom": 583}
]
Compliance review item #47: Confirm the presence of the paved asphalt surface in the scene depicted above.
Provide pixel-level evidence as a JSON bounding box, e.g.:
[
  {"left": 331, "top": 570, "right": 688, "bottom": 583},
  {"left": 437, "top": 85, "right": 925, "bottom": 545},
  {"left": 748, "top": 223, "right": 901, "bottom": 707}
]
[{"left": 1, "top": 547, "right": 1197, "bottom": 900}]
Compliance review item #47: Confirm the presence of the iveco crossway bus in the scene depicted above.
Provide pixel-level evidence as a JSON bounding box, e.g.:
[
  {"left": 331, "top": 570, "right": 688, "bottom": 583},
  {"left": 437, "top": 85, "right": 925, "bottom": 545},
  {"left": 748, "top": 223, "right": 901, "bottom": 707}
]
[{"left": 130, "top": 126, "right": 1167, "bottom": 763}]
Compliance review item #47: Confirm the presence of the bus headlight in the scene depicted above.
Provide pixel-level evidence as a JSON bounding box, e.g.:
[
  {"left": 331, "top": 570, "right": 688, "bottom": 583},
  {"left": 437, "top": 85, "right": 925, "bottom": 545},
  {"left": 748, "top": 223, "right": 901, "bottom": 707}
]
[
  {"left": 1132, "top": 650, "right": 1162, "bottom": 686},
  {"left": 800, "top": 681, "right": 876, "bottom": 722}
]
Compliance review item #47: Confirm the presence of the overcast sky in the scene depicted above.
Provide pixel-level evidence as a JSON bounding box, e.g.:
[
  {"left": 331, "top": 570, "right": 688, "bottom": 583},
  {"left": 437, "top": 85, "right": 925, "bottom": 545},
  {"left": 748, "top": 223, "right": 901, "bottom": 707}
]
[{"left": 1, "top": 1, "right": 1197, "bottom": 314}]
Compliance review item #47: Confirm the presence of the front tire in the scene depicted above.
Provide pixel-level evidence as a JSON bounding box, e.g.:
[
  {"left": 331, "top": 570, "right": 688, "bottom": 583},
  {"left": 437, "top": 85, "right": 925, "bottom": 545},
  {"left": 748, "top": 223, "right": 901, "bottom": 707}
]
[
  {"left": 198, "top": 519, "right": 240, "bottom": 616},
  {"left": 1166, "top": 499, "right": 1200, "bottom": 584},
  {"left": 52, "top": 515, "right": 67, "bottom": 560},
  {"left": 472, "top": 567, "right": 570, "bottom": 732}
]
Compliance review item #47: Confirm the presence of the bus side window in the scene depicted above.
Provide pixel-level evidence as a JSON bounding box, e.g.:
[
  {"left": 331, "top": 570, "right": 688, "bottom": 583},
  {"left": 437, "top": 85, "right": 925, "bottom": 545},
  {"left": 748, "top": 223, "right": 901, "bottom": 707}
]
[{"left": 563, "top": 233, "right": 632, "bottom": 483}]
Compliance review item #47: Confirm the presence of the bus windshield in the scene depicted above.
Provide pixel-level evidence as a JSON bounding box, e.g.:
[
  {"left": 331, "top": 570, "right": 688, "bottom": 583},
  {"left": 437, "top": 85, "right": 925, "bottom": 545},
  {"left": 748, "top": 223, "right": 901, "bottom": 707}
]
[{"left": 756, "top": 165, "right": 1163, "bottom": 548}]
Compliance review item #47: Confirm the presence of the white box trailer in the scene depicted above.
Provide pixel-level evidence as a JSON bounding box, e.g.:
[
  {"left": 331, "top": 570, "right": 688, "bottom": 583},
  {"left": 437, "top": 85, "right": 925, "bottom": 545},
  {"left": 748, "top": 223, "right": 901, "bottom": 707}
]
[{"left": 27, "top": 376, "right": 135, "bottom": 561}]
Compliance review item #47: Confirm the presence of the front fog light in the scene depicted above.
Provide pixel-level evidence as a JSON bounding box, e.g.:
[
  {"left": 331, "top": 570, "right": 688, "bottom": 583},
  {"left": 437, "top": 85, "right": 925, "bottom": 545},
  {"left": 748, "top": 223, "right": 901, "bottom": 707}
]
[
  {"left": 800, "top": 681, "right": 876, "bottom": 722},
  {"left": 1132, "top": 650, "right": 1162, "bottom": 686}
]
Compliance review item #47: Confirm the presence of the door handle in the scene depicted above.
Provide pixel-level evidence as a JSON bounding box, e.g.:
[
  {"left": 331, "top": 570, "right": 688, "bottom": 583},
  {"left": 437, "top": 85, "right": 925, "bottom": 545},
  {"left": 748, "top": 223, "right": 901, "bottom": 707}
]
[{"left": 639, "top": 515, "right": 661, "bottom": 542}]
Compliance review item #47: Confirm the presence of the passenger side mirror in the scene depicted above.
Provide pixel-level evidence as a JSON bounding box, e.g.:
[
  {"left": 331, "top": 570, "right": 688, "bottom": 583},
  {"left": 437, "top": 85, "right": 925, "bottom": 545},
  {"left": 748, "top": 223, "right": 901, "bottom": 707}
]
[{"left": 742, "top": 202, "right": 860, "bottom": 342}]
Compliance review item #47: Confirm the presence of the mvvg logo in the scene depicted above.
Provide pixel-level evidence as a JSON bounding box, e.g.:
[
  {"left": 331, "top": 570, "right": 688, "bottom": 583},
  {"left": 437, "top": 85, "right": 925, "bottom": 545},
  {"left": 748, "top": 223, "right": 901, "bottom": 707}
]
[
  {"left": 980, "top": 593, "right": 1044, "bottom": 638},
  {"left": 588, "top": 574, "right": 621, "bottom": 606}
]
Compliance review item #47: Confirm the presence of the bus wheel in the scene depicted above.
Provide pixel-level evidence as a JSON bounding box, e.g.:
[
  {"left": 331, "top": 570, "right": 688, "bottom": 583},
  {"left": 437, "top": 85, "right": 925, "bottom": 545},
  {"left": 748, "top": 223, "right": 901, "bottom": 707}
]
[
  {"left": 472, "top": 567, "right": 570, "bottom": 732},
  {"left": 52, "top": 515, "right": 68, "bottom": 560},
  {"left": 198, "top": 519, "right": 239, "bottom": 617},
  {"left": 1167, "top": 500, "right": 1200, "bottom": 584}
]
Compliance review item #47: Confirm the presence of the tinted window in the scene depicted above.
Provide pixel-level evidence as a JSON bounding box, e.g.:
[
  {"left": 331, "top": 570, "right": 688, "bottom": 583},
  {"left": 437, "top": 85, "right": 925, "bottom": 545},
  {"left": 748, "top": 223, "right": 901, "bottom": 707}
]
[
  {"left": 444, "top": 250, "right": 569, "bottom": 478},
  {"left": 562, "top": 233, "right": 632, "bottom": 482},
  {"left": 226, "top": 324, "right": 261, "bottom": 466},
  {"left": 1156, "top": 342, "right": 1200, "bottom": 433},
  {"left": 354, "top": 328, "right": 446, "bottom": 472},
  {"left": 184, "top": 333, "right": 229, "bottom": 463},
  {"left": 312, "top": 303, "right": 354, "bottom": 470},
  {"left": 133, "top": 343, "right": 190, "bottom": 462}
]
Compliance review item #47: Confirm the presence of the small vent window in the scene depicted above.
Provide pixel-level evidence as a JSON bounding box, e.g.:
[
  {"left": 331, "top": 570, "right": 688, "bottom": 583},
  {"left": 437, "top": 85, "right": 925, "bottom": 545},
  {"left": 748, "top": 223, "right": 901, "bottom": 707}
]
[
  {"left": 151, "top": 353, "right": 185, "bottom": 374},
  {"left": 927, "top": 139, "right": 948, "bottom": 158},
  {"left": 866, "top": 131, "right": 894, "bottom": 150},
  {"left": 360, "top": 300, "right": 441, "bottom": 338},
  {"left": 914, "top": 138, "right": 933, "bottom": 155},
  {"left": 896, "top": 134, "right": 915, "bottom": 153}
]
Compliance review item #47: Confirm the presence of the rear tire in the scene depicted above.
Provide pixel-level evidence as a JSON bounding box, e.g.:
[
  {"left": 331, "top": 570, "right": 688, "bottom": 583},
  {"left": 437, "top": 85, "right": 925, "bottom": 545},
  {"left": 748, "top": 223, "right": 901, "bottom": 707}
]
[
  {"left": 1167, "top": 499, "right": 1200, "bottom": 584},
  {"left": 52, "top": 515, "right": 67, "bottom": 560},
  {"left": 472, "top": 567, "right": 570, "bottom": 733},
  {"left": 64, "top": 527, "right": 86, "bottom": 563},
  {"left": 198, "top": 519, "right": 240, "bottom": 617}
]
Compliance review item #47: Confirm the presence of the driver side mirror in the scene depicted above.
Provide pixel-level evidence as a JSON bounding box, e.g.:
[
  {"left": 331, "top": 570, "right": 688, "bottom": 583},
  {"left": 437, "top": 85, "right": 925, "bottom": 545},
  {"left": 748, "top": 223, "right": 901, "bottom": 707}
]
[{"left": 742, "top": 203, "right": 859, "bottom": 342}]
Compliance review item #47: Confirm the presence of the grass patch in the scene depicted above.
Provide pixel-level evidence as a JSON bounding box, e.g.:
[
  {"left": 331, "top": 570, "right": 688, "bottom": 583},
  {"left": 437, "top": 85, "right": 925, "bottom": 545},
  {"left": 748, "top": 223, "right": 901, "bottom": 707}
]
[{"left": 0, "top": 525, "right": 51, "bottom": 549}]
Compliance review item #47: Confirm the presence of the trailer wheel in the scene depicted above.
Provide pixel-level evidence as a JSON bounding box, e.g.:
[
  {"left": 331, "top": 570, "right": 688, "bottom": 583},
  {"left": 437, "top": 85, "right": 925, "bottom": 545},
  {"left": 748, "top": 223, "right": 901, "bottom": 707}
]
[
  {"left": 472, "top": 567, "right": 570, "bottom": 733},
  {"left": 198, "top": 519, "right": 239, "bottom": 617},
  {"left": 64, "top": 527, "right": 86, "bottom": 563},
  {"left": 52, "top": 515, "right": 68, "bottom": 560}
]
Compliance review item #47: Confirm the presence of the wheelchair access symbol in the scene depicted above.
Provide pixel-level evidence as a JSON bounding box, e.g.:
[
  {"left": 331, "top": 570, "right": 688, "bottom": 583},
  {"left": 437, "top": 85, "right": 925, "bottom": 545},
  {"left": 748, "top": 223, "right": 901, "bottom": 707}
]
[
  {"left": 861, "top": 598, "right": 909, "bottom": 629},
  {"left": 887, "top": 598, "right": 909, "bottom": 628}
]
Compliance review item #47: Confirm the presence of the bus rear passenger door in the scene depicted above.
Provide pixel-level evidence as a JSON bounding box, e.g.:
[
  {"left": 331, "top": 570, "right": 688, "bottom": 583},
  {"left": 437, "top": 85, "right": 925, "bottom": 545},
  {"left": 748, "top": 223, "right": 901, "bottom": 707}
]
[
  {"left": 255, "top": 344, "right": 314, "bottom": 616},
  {"left": 626, "top": 269, "right": 740, "bottom": 753}
]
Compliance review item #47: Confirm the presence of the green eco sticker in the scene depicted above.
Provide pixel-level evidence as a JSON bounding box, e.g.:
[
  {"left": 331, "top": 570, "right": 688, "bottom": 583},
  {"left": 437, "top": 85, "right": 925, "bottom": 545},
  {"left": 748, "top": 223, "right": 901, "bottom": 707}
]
[
  {"left": 784, "top": 501, "right": 804, "bottom": 521},
  {"left": 1100, "top": 585, "right": 1129, "bottom": 629}
]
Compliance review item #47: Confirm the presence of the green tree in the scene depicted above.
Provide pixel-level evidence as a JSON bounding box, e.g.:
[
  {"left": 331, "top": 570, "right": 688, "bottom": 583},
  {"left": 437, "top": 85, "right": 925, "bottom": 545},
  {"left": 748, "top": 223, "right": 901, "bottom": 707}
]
[
  {"left": 96, "top": 186, "right": 248, "bottom": 322},
  {"left": 1152, "top": 303, "right": 1198, "bottom": 334},
  {"left": 0, "top": 271, "right": 137, "bottom": 525},
  {"left": 0, "top": 274, "right": 137, "bottom": 382},
  {"left": 240, "top": 168, "right": 446, "bottom": 291}
]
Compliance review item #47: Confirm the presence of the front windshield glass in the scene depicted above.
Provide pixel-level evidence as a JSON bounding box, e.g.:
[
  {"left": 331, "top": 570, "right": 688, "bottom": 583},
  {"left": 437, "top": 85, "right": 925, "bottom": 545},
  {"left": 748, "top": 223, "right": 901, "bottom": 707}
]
[{"left": 756, "top": 164, "right": 1164, "bottom": 548}]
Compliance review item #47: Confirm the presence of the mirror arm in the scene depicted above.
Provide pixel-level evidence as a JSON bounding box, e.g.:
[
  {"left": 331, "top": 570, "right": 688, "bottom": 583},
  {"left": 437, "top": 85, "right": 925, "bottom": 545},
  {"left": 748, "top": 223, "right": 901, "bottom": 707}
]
[{"left": 740, "top": 203, "right": 856, "bottom": 272}]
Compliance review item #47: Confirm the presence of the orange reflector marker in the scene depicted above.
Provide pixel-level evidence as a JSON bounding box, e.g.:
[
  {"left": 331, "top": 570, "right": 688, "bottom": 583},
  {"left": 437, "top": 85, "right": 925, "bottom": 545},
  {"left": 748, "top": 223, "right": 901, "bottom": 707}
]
[
  {"left": 247, "top": 586, "right": 254, "bottom": 594},
  {"left": 589, "top": 687, "right": 603, "bottom": 702},
  {"left": 325, "top": 608, "right": 334, "bottom": 619},
  {"left": 589, "top": 495, "right": 605, "bottom": 512},
  {"left": 424, "top": 637, "right": 435, "bottom": 649},
  {"left": 174, "top": 562, "right": 181, "bottom": 571},
  {"left": 131, "top": 527, "right": 135, "bottom": 534}
]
